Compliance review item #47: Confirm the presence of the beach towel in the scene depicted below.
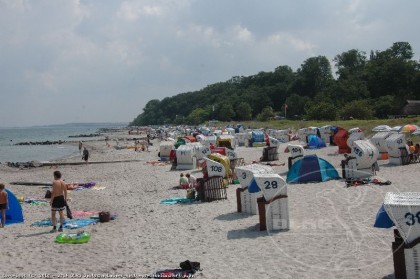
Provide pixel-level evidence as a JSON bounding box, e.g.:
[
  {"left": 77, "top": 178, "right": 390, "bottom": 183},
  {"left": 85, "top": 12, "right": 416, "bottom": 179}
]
[
  {"left": 72, "top": 185, "right": 105, "bottom": 191},
  {"left": 160, "top": 197, "right": 195, "bottom": 205},
  {"left": 65, "top": 182, "right": 95, "bottom": 190},
  {"left": 63, "top": 219, "right": 97, "bottom": 229},
  {"left": 24, "top": 199, "right": 49, "bottom": 205},
  {"left": 31, "top": 219, "right": 59, "bottom": 227},
  {"left": 72, "top": 210, "right": 99, "bottom": 218},
  {"left": 31, "top": 218, "right": 97, "bottom": 228},
  {"left": 74, "top": 182, "right": 96, "bottom": 188}
]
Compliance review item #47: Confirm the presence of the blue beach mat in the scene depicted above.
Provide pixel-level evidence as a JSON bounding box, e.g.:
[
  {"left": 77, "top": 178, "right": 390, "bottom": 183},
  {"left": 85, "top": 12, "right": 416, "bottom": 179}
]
[
  {"left": 31, "top": 218, "right": 97, "bottom": 229},
  {"left": 160, "top": 197, "right": 195, "bottom": 205}
]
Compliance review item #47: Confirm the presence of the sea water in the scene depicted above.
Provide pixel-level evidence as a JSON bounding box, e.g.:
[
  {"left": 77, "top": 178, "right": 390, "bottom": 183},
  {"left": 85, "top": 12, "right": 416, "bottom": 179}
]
[{"left": 0, "top": 123, "right": 126, "bottom": 163}]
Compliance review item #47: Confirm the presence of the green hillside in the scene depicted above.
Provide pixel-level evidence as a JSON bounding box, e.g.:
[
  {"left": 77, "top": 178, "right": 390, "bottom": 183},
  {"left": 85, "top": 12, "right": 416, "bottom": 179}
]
[{"left": 130, "top": 42, "right": 420, "bottom": 126}]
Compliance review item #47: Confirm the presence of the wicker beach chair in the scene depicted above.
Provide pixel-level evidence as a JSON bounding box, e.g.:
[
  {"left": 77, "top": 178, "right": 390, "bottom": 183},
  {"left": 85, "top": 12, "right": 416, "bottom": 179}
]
[{"left": 384, "top": 192, "right": 420, "bottom": 279}]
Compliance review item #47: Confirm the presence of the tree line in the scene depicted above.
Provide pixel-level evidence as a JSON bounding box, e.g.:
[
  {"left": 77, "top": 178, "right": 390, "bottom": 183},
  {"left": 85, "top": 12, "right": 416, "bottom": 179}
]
[{"left": 130, "top": 42, "right": 420, "bottom": 126}]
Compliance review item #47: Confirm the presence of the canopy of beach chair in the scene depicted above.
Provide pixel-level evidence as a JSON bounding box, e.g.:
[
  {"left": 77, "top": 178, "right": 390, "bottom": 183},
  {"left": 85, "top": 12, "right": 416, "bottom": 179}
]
[
  {"left": 390, "top": 126, "right": 402, "bottom": 132},
  {"left": 372, "top": 125, "right": 391, "bottom": 132}
]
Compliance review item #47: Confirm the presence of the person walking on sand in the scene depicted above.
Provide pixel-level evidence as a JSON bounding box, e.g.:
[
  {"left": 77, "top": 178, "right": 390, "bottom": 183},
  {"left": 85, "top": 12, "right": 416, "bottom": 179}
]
[
  {"left": 50, "top": 171, "right": 67, "bottom": 232},
  {"left": 0, "top": 183, "right": 9, "bottom": 228},
  {"left": 82, "top": 147, "right": 89, "bottom": 165}
]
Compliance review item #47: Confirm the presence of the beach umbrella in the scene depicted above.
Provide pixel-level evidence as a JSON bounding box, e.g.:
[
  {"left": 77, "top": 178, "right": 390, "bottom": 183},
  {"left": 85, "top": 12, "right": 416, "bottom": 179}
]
[
  {"left": 401, "top": 124, "right": 419, "bottom": 133},
  {"left": 372, "top": 125, "right": 391, "bottom": 132}
]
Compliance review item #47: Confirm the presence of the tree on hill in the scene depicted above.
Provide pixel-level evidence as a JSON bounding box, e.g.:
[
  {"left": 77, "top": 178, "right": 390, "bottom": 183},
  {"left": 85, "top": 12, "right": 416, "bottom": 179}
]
[
  {"left": 235, "top": 102, "right": 253, "bottom": 121},
  {"left": 257, "top": 106, "right": 274, "bottom": 121},
  {"left": 305, "top": 101, "right": 338, "bottom": 120},
  {"left": 339, "top": 100, "right": 374, "bottom": 120},
  {"left": 128, "top": 42, "right": 420, "bottom": 126}
]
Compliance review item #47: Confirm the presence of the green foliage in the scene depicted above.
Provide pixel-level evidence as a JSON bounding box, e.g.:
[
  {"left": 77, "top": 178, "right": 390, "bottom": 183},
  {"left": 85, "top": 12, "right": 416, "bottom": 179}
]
[
  {"left": 235, "top": 102, "right": 253, "bottom": 121},
  {"left": 129, "top": 42, "right": 420, "bottom": 126},
  {"left": 339, "top": 100, "right": 374, "bottom": 120},
  {"left": 333, "top": 49, "right": 366, "bottom": 79},
  {"left": 218, "top": 103, "right": 235, "bottom": 121},
  {"left": 305, "top": 102, "right": 338, "bottom": 120},
  {"left": 292, "top": 56, "right": 333, "bottom": 98},
  {"left": 374, "top": 95, "right": 398, "bottom": 118},
  {"left": 257, "top": 106, "right": 274, "bottom": 121},
  {"left": 284, "top": 94, "right": 311, "bottom": 117},
  {"left": 186, "top": 108, "right": 210, "bottom": 125}
]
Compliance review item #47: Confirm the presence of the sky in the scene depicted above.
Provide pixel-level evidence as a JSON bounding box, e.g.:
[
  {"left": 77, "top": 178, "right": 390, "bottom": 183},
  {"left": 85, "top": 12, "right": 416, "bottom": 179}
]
[{"left": 1, "top": 0, "right": 420, "bottom": 127}]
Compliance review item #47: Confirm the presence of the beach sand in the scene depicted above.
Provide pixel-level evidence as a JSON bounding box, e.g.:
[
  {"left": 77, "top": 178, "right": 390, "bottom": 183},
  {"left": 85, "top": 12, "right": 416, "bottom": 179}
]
[{"left": 0, "top": 134, "right": 415, "bottom": 278}]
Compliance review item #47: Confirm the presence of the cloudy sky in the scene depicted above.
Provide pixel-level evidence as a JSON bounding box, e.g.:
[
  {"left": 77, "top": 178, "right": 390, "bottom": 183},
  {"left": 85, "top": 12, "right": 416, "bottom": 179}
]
[{"left": 1, "top": 0, "right": 419, "bottom": 127}]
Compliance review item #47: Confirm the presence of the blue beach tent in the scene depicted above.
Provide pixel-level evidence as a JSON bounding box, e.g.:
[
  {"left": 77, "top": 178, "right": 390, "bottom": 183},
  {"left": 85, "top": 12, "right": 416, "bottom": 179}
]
[
  {"left": 307, "top": 135, "right": 326, "bottom": 149},
  {"left": 1, "top": 189, "right": 24, "bottom": 225},
  {"left": 287, "top": 155, "right": 340, "bottom": 183}
]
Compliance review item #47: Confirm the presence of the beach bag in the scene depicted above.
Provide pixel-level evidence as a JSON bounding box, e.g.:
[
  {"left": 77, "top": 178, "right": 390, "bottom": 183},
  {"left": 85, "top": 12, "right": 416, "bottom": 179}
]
[
  {"left": 99, "top": 211, "right": 110, "bottom": 223},
  {"left": 45, "top": 190, "right": 52, "bottom": 199},
  {"left": 180, "top": 260, "right": 200, "bottom": 271},
  {"left": 186, "top": 189, "right": 196, "bottom": 199},
  {"left": 65, "top": 202, "right": 73, "bottom": 219}
]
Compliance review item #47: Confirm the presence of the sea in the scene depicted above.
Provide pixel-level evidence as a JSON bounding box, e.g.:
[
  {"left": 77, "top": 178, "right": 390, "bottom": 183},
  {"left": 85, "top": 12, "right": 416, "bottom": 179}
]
[{"left": 0, "top": 123, "right": 127, "bottom": 163}]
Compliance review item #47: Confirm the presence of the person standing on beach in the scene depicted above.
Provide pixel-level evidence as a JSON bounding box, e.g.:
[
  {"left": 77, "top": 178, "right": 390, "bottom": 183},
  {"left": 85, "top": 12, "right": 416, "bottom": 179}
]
[
  {"left": 105, "top": 136, "right": 110, "bottom": 147},
  {"left": 79, "top": 141, "right": 83, "bottom": 154},
  {"left": 82, "top": 147, "right": 89, "bottom": 164},
  {"left": 50, "top": 171, "right": 67, "bottom": 232},
  {"left": 0, "top": 183, "right": 9, "bottom": 228}
]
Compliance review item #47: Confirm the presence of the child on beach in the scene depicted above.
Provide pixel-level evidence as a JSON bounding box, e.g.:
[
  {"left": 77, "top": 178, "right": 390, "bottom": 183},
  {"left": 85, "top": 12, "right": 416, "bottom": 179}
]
[
  {"left": 186, "top": 173, "right": 197, "bottom": 188},
  {"left": 50, "top": 171, "right": 68, "bottom": 232},
  {"left": 0, "top": 183, "right": 9, "bottom": 228},
  {"left": 179, "top": 173, "right": 189, "bottom": 189}
]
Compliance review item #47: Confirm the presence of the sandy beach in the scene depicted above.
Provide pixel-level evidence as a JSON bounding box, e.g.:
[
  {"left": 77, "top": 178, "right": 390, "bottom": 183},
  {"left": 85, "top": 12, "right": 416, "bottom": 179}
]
[{"left": 0, "top": 132, "right": 416, "bottom": 278}]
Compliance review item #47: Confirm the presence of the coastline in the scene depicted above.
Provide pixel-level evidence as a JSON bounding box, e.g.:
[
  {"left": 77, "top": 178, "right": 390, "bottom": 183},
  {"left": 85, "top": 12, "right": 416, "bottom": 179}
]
[{"left": 0, "top": 131, "right": 414, "bottom": 278}]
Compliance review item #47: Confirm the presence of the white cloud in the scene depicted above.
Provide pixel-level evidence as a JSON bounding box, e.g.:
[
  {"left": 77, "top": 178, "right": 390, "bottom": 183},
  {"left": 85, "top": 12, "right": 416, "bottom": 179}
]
[
  {"left": 267, "top": 33, "right": 315, "bottom": 52},
  {"left": 118, "top": 1, "right": 162, "bottom": 21},
  {"left": 233, "top": 25, "right": 254, "bottom": 42}
]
